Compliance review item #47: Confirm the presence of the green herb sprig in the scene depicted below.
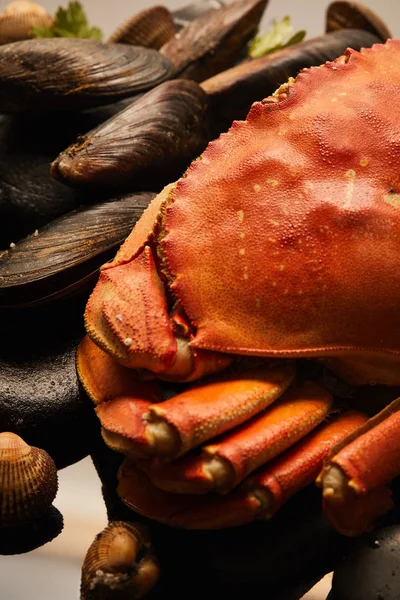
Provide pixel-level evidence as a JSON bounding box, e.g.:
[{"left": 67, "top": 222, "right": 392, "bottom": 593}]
[
  {"left": 248, "top": 16, "right": 306, "bottom": 59},
  {"left": 33, "top": 1, "right": 103, "bottom": 40}
]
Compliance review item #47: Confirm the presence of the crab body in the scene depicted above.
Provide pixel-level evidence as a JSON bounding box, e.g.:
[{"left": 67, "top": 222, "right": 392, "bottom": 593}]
[{"left": 78, "top": 39, "right": 400, "bottom": 536}]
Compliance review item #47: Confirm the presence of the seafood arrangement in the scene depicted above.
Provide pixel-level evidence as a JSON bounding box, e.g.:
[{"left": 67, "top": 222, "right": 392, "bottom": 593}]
[{"left": 1, "top": 1, "right": 400, "bottom": 599}]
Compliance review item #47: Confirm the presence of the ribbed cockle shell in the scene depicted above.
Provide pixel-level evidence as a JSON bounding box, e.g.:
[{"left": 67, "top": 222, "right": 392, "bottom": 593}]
[
  {"left": 81, "top": 521, "right": 159, "bottom": 599},
  {"left": 0, "top": 432, "right": 58, "bottom": 527},
  {"left": 108, "top": 6, "right": 176, "bottom": 50},
  {"left": 0, "top": 1, "right": 53, "bottom": 45}
]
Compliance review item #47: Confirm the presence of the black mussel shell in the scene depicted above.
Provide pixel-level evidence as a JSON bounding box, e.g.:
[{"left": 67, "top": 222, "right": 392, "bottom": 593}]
[
  {"left": 0, "top": 38, "right": 173, "bottom": 113},
  {"left": 326, "top": 1, "right": 391, "bottom": 41},
  {"left": 51, "top": 79, "right": 211, "bottom": 190},
  {"left": 160, "top": 0, "right": 269, "bottom": 81},
  {"left": 0, "top": 296, "right": 95, "bottom": 469},
  {"left": 0, "top": 192, "right": 155, "bottom": 307},
  {"left": 0, "top": 104, "right": 147, "bottom": 249},
  {"left": 202, "top": 29, "right": 381, "bottom": 129},
  {"left": 108, "top": 5, "right": 176, "bottom": 49},
  {"left": 172, "top": 0, "right": 225, "bottom": 30},
  {"left": 330, "top": 525, "right": 400, "bottom": 600},
  {"left": 0, "top": 113, "right": 81, "bottom": 248}
]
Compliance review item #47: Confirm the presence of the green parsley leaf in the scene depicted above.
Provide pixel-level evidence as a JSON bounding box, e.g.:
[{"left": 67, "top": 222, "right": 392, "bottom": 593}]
[
  {"left": 33, "top": 1, "right": 103, "bottom": 40},
  {"left": 248, "top": 16, "right": 306, "bottom": 59}
]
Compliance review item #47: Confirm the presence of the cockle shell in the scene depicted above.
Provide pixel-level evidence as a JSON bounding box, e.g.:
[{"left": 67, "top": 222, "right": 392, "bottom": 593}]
[
  {"left": 0, "top": 1, "right": 53, "bottom": 45},
  {"left": 108, "top": 5, "right": 176, "bottom": 50},
  {"left": 80, "top": 521, "right": 159, "bottom": 599},
  {"left": 326, "top": 1, "right": 391, "bottom": 41},
  {"left": 0, "top": 432, "right": 58, "bottom": 527}
]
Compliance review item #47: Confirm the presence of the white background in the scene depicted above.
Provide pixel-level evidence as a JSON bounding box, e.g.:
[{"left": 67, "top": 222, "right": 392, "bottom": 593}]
[{"left": 0, "top": 1, "right": 399, "bottom": 599}]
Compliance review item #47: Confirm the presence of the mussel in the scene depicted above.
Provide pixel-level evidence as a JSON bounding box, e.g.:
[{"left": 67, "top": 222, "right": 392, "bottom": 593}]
[
  {"left": 0, "top": 192, "right": 155, "bottom": 307},
  {"left": 201, "top": 29, "right": 381, "bottom": 128},
  {"left": 0, "top": 1, "right": 53, "bottom": 45},
  {"left": 0, "top": 38, "right": 173, "bottom": 113},
  {"left": 81, "top": 521, "right": 159, "bottom": 600},
  {"left": 160, "top": 0, "right": 269, "bottom": 81},
  {"left": 326, "top": 1, "right": 392, "bottom": 41},
  {"left": 108, "top": 5, "right": 176, "bottom": 49},
  {"left": 51, "top": 79, "right": 211, "bottom": 190},
  {"left": 0, "top": 432, "right": 58, "bottom": 528}
]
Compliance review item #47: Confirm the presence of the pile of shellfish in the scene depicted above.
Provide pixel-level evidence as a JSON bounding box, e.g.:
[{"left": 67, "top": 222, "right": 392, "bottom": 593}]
[{"left": 0, "top": 1, "right": 398, "bottom": 599}]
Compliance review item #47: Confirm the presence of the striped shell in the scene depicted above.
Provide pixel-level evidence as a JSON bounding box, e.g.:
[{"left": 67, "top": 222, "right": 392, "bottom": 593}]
[
  {"left": 0, "top": 1, "right": 53, "bottom": 45},
  {"left": 109, "top": 5, "right": 176, "bottom": 50},
  {"left": 81, "top": 521, "right": 159, "bottom": 599},
  {"left": 0, "top": 432, "right": 58, "bottom": 527}
]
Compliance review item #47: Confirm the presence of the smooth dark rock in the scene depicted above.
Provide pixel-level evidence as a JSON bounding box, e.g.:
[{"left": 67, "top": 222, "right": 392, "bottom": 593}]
[
  {"left": 0, "top": 296, "right": 98, "bottom": 468},
  {"left": 331, "top": 525, "right": 400, "bottom": 600},
  {"left": 0, "top": 506, "right": 64, "bottom": 555}
]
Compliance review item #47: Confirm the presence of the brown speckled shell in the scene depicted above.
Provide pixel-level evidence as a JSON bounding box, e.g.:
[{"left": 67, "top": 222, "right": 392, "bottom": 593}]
[
  {"left": 81, "top": 521, "right": 159, "bottom": 600},
  {"left": 0, "top": 1, "right": 53, "bottom": 45},
  {"left": 108, "top": 5, "right": 176, "bottom": 50},
  {"left": 0, "top": 432, "right": 58, "bottom": 527}
]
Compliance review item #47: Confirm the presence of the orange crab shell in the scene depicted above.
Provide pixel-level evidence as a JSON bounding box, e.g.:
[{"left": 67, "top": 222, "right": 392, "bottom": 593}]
[{"left": 144, "top": 40, "right": 400, "bottom": 365}]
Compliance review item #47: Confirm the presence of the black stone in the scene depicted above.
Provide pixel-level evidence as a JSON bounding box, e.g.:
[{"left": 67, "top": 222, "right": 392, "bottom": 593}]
[
  {"left": 331, "top": 525, "right": 400, "bottom": 600},
  {"left": 0, "top": 296, "right": 98, "bottom": 469},
  {"left": 0, "top": 506, "right": 64, "bottom": 555}
]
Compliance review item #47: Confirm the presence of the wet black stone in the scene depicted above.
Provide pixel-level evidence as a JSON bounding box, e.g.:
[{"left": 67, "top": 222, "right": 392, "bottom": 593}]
[
  {"left": 0, "top": 506, "right": 63, "bottom": 555},
  {"left": 0, "top": 296, "right": 98, "bottom": 468},
  {"left": 331, "top": 525, "right": 400, "bottom": 600}
]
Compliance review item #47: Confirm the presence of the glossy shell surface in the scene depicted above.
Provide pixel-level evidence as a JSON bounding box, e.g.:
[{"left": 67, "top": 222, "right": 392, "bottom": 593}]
[{"left": 0, "top": 38, "right": 173, "bottom": 112}]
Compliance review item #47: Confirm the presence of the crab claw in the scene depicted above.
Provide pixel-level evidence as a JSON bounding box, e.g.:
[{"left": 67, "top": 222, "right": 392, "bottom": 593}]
[
  {"left": 317, "top": 396, "right": 400, "bottom": 535},
  {"left": 139, "top": 381, "right": 334, "bottom": 494},
  {"left": 99, "top": 363, "right": 296, "bottom": 461},
  {"left": 117, "top": 411, "right": 368, "bottom": 529}
]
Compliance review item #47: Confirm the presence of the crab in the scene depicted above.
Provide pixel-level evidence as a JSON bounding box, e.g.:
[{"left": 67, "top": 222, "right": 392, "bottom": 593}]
[{"left": 77, "top": 38, "right": 400, "bottom": 539}]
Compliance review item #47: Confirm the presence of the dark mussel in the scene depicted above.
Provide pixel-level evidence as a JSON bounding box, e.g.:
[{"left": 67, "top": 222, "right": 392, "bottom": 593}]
[
  {"left": 108, "top": 5, "right": 176, "bottom": 49},
  {"left": 0, "top": 102, "right": 149, "bottom": 249},
  {"left": 51, "top": 79, "right": 211, "bottom": 190},
  {"left": 172, "top": 0, "right": 225, "bottom": 31},
  {"left": 201, "top": 29, "right": 382, "bottom": 130},
  {"left": 160, "top": 0, "right": 269, "bottom": 82},
  {"left": 0, "top": 38, "right": 173, "bottom": 113},
  {"left": 0, "top": 192, "right": 155, "bottom": 307},
  {"left": 326, "top": 1, "right": 391, "bottom": 41}
]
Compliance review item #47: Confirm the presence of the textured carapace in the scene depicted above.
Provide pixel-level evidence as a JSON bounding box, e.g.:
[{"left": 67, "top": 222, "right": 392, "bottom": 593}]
[{"left": 157, "top": 40, "right": 400, "bottom": 368}]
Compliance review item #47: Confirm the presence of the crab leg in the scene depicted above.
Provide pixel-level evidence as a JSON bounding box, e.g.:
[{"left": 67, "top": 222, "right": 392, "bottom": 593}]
[
  {"left": 117, "top": 411, "right": 368, "bottom": 529},
  {"left": 317, "top": 398, "right": 400, "bottom": 535},
  {"left": 246, "top": 410, "right": 368, "bottom": 519},
  {"left": 128, "top": 363, "right": 296, "bottom": 460},
  {"left": 141, "top": 381, "right": 333, "bottom": 494}
]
